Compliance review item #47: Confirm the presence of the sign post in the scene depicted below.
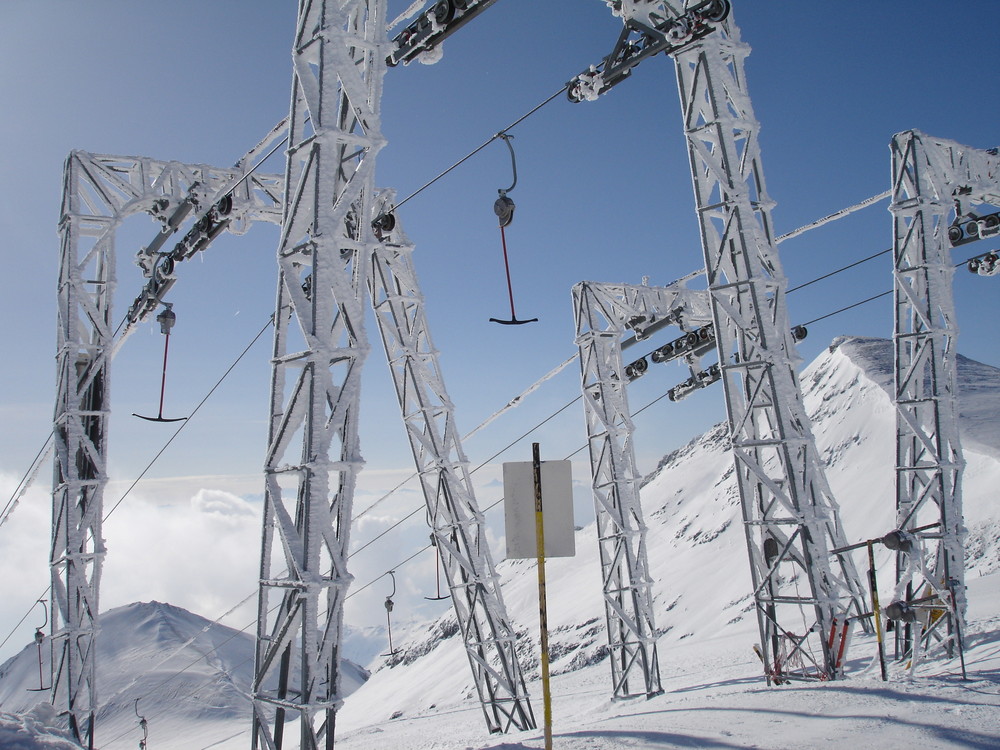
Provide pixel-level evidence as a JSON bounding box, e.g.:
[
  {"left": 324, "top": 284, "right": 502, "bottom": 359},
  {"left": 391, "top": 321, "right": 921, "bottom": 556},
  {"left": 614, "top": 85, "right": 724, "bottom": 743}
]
[
  {"left": 532, "top": 443, "right": 553, "bottom": 750},
  {"left": 503, "top": 446, "right": 573, "bottom": 750}
]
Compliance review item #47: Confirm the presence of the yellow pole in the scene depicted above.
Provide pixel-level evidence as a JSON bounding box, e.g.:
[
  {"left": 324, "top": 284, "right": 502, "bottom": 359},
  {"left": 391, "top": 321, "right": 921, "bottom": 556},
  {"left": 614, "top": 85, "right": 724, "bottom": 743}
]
[
  {"left": 867, "top": 540, "right": 888, "bottom": 681},
  {"left": 532, "top": 443, "right": 553, "bottom": 750}
]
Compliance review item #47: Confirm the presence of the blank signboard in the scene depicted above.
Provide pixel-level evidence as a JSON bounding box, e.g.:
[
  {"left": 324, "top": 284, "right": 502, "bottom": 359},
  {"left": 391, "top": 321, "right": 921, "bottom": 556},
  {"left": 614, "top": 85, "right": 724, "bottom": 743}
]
[{"left": 503, "top": 459, "right": 575, "bottom": 559}]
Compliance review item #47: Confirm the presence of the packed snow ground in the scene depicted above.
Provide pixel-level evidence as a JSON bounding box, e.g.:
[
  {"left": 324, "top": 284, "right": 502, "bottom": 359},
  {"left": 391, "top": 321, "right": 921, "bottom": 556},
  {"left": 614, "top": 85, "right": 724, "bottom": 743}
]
[
  {"left": 2, "top": 337, "right": 999, "bottom": 749},
  {"left": 329, "top": 571, "right": 1000, "bottom": 750}
]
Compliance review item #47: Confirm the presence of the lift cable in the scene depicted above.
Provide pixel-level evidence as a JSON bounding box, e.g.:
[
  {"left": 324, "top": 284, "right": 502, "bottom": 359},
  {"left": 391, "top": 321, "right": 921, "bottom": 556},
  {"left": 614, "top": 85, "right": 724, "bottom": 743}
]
[
  {"left": 776, "top": 190, "right": 892, "bottom": 244},
  {"left": 798, "top": 248, "right": 996, "bottom": 327},
  {"left": 787, "top": 248, "right": 892, "bottom": 294},
  {"left": 389, "top": 84, "right": 568, "bottom": 215},
  {"left": 0, "top": 433, "right": 53, "bottom": 530}
]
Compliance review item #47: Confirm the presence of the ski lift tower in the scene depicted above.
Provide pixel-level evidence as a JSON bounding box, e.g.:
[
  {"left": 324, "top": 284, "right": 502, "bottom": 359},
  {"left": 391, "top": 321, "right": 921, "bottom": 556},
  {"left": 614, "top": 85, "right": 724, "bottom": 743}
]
[
  {"left": 887, "top": 130, "right": 1000, "bottom": 662},
  {"left": 52, "top": 148, "right": 284, "bottom": 749},
  {"left": 573, "top": 278, "right": 713, "bottom": 699},
  {"left": 569, "top": 0, "right": 867, "bottom": 682},
  {"left": 251, "top": 1, "right": 533, "bottom": 747}
]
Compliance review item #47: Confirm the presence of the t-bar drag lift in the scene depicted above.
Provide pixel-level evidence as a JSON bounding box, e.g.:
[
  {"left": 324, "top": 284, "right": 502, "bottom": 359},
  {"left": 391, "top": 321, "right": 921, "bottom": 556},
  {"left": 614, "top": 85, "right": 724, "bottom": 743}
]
[
  {"left": 381, "top": 570, "right": 401, "bottom": 658},
  {"left": 133, "top": 303, "right": 188, "bottom": 423},
  {"left": 424, "top": 533, "right": 449, "bottom": 601},
  {"left": 490, "top": 134, "right": 537, "bottom": 326},
  {"left": 27, "top": 599, "right": 50, "bottom": 692}
]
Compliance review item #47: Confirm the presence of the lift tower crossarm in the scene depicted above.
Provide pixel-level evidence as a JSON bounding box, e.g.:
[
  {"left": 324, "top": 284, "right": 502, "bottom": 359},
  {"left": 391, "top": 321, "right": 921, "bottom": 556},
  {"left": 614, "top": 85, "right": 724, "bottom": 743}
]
[
  {"left": 567, "top": 0, "right": 730, "bottom": 102},
  {"left": 52, "top": 151, "right": 283, "bottom": 749},
  {"left": 573, "top": 279, "right": 712, "bottom": 699},
  {"left": 387, "top": 0, "right": 502, "bottom": 67}
]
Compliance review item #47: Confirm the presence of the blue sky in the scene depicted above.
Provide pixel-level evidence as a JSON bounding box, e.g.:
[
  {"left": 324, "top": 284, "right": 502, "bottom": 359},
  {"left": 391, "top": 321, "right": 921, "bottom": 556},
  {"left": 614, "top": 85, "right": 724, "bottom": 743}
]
[{"left": 0, "top": 1, "right": 998, "bottom": 658}]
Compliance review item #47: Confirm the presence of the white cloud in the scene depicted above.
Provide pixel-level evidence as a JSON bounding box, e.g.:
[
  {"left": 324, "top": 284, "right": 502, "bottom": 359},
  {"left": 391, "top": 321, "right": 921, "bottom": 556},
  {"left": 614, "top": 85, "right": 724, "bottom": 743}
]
[
  {"left": 0, "top": 475, "right": 52, "bottom": 665},
  {"left": 100, "top": 487, "right": 262, "bottom": 634}
]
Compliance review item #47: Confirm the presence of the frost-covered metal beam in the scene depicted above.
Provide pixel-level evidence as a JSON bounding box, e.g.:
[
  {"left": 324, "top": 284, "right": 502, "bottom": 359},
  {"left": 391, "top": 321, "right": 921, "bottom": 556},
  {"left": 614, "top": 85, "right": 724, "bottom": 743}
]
[
  {"left": 888, "top": 130, "right": 1000, "bottom": 664},
  {"left": 368, "top": 195, "right": 534, "bottom": 732},
  {"left": 572, "top": 279, "right": 711, "bottom": 698},
  {"left": 387, "top": 0, "right": 501, "bottom": 67},
  {"left": 54, "top": 151, "right": 281, "bottom": 748},
  {"left": 661, "top": 4, "right": 866, "bottom": 682},
  {"left": 250, "top": 2, "right": 388, "bottom": 748}
]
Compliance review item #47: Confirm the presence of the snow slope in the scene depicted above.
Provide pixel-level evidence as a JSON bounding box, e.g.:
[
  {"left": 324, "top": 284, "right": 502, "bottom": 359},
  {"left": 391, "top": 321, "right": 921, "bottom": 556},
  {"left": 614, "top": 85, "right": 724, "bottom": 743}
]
[
  {"left": 332, "top": 336, "right": 1000, "bottom": 747},
  {"left": 3, "top": 336, "right": 1000, "bottom": 749}
]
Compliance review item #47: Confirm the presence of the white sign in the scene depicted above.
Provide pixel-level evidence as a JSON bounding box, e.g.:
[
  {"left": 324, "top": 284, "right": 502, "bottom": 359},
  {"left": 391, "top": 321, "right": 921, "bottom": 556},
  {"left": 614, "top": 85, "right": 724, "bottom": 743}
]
[{"left": 503, "top": 459, "right": 575, "bottom": 559}]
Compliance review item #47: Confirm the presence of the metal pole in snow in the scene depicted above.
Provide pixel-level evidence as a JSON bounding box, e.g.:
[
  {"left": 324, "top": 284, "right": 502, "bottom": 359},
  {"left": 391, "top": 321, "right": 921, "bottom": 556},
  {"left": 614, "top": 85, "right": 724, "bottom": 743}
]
[
  {"left": 867, "top": 541, "right": 888, "bottom": 681},
  {"left": 532, "top": 443, "right": 553, "bottom": 750}
]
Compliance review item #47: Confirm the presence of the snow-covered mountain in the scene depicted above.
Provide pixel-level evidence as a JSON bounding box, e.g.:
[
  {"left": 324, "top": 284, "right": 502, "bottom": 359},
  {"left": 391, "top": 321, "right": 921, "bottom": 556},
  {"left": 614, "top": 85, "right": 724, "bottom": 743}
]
[
  {"left": 3, "top": 336, "right": 999, "bottom": 749},
  {"left": 0, "top": 601, "right": 369, "bottom": 749},
  {"left": 335, "top": 335, "right": 1000, "bottom": 738}
]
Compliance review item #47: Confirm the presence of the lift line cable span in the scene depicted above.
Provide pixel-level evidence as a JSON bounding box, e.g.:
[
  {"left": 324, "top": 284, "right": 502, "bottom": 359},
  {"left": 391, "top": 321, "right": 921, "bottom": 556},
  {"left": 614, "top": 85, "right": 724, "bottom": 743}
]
[
  {"left": 389, "top": 84, "right": 568, "bottom": 215},
  {"left": 0, "top": 433, "right": 53, "bottom": 530},
  {"left": 0, "top": 170, "right": 892, "bottom": 530},
  {"left": 799, "top": 248, "right": 997, "bottom": 327},
  {"left": 776, "top": 190, "right": 892, "bottom": 244}
]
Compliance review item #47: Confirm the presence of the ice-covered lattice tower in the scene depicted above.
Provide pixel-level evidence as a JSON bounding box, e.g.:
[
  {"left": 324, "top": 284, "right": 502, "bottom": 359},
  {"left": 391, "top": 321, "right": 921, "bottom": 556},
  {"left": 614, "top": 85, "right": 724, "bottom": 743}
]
[
  {"left": 53, "top": 150, "right": 284, "bottom": 748},
  {"left": 569, "top": 0, "right": 868, "bottom": 683},
  {"left": 251, "top": 2, "right": 533, "bottom": 747},
  {"left": 887, "top": 130, "right": 1000, "bottom": 664}
]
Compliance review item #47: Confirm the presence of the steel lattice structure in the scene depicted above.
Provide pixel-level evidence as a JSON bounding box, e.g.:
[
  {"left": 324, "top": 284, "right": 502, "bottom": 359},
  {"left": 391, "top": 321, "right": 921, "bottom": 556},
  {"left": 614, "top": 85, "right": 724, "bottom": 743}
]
[
  {"left": 50, "top": 3, "right": 533, "bottom": 746},
  {"left": 250, "top": 1, "right": 386, "bottom": 745},
  {"left": 661, "top": 3, "right": 867, "bottom": 681},
  {"left": 571, "top": 0, "right": 866, "bottom": 683},
  {"left": 369, "top": 194, "right": 534, "bottom": 732},
  {"left": 252, "top": 2, "right": 533, "bottom": 746},
  {"left": 53, "top": 151, "right": 283, "bottom": 747},
  {"left": 888, "top": 130, "right": 1000, "bottom": 663},
  {"left": 573, "top": 279, "right": 712, "bottom": 698}
]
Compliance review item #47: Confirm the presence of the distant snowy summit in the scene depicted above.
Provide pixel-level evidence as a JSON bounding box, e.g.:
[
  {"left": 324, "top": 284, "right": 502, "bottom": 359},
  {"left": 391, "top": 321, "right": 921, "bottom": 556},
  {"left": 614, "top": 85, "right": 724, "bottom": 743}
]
[
  {"left": 816, "top": 336, "right": 1000, "bottom": 459},
  {"left": 0, "top": 600, "right": 369, "bottom": 748}
]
